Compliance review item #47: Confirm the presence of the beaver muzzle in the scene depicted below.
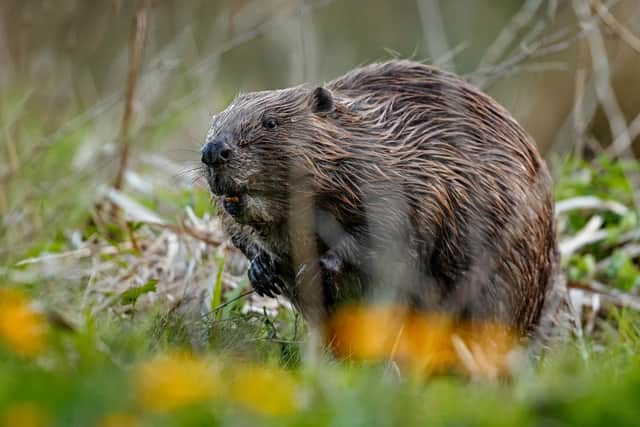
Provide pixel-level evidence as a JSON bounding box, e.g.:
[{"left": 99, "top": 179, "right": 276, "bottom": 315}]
[{"left": 201, "top": 139, "right": 232, "bottom": 167}]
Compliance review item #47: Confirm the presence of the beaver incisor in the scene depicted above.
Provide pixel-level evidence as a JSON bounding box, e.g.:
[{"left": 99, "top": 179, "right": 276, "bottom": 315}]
[{"left": 201, "top": 60, "right": 564, "bottom": 339}]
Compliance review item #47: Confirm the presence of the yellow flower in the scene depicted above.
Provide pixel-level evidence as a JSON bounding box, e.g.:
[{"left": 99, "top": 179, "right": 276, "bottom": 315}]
[
  {"left": 324, "top": 305, "right": 408, "bottom": 359},
  {"left": 0, "top": 402, "right": 50, "bottom": 427},
  {"left": 0, "top": 289, "right": 49, "bottom": 358},
  {"left": 324, "top": 304, "right": 517, "bottom": 379},
  {"left": 133, "top": 352, "right": 218, "bottom": 412},
  {"left": 97, "top": 412, "right": 140, "bottom": 427},
  {"left": 230, "top": 365, "right": 300, "bottom": 416},
  {"left": 401, "top": 313, "right": 460, "bottom": 375}
]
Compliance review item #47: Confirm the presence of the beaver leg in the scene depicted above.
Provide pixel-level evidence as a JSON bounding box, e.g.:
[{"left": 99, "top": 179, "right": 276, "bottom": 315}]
[
  {"left": 316, "top": 231, "right": 369, "bottom": 302},
  {"left": 319, "top": 231, "right": 366, "bottom": 272}
]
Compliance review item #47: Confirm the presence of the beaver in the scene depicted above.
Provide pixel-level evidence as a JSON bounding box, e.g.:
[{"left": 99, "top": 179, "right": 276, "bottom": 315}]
[{"left": 201, "top": 60, "right": 565, "bottom": 339}]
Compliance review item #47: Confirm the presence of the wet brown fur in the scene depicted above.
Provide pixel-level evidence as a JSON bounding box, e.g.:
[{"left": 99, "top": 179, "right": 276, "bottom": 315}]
[{"left": 203, "top": 60, "right": 563, "bottom": 339}]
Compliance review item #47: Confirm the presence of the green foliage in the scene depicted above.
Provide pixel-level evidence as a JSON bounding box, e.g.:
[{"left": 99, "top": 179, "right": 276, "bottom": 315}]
[
  {"left": 2, "top": 324, "right": 640, "bottom": 426},
  {"left": 556, "top": 157, "right": 640, "bottom": 292},
  {"left": 120, "top": 280, "right": 159, "bottom": 306},
  {"left": 601, "top": 251, "right": 640, "bottom": 291},
  {"left": 210, "top": 255, "right": 225, "bottom": 317},
  {"left": 555, "top": 156, "right": 639, "bottom": 203},
  {"left": 568, "top": 253, "right": 596, "bottom": 283}
]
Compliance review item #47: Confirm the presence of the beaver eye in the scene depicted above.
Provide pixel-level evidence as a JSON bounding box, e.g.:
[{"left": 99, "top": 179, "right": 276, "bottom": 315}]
[{"left": 263, "top": 117, "right": 278, "bottom": 130}]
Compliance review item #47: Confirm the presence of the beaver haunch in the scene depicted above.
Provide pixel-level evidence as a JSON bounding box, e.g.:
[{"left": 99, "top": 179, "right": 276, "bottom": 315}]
[{"left": 201, "top": 60, "right": 562, "bottom": 338}]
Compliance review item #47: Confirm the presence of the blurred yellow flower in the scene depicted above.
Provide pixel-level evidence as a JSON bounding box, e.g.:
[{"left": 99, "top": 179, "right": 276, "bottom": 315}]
[
  {"left": 133, "top": 352, "right": 218, "bottom": 412},
  {"left": 230, "top": 365, "right": 300, "bottom": 416},
  {"left": 0, "top": 289, "right": 49, "bottom": 358},
  {"left": 324, "top": 305, "right": 407, "bottom": 359},
  {"left": 325, "top": 304, "right": 517, "bottom": 379},
  {"left": 97, "top": 412, "right": 140, "bottom": 427},
  {"left": 0, "top": 402, "right": 50, "bottom": 427},
  {"left": 400, "top": 313, "right": 460, "bottom": 375}
]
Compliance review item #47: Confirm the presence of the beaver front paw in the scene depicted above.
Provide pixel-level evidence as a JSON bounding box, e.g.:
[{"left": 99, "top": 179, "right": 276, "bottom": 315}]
[{"left": 248, "top": 252, "right": 284, "bottom": 298}]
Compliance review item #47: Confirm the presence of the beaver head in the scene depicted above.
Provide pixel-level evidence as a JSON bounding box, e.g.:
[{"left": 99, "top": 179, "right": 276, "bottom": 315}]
[{"left": 202, "top": 86, "right": 338, "bottom": 227}]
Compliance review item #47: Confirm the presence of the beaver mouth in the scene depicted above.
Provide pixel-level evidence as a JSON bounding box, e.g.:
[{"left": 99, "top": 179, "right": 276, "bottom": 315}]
[
  {"left": 221, "top": 192, "right": 246, "bottom": 219},
  {"left": 205, "top": 172, "right": 250, "bottom": 220},
  {"left": 206, "top": 171, "right": 247, "bottom": 198}
]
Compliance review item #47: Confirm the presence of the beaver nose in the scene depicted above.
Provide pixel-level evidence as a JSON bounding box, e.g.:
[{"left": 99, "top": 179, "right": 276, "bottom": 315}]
[{"left": 201, "top": 140, "right": 233, "bottom": 166}]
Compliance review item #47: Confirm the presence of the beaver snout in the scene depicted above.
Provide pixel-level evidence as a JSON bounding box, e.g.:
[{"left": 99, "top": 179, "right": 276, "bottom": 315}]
[{"left": 201, "top": 139, "right": 232, "bottom": 167}]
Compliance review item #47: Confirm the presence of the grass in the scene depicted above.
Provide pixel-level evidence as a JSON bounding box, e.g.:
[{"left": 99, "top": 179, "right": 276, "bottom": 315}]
[{"left": 1, "top": 306, "right": 639, "bottom": 426}]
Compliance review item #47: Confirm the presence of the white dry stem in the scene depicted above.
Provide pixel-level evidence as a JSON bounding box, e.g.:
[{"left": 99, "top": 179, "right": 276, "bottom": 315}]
[
  {"left": 559, "top": 215, "right": 607, "bottom": 257},
  {"left": 101, "top": 186, "right": 167, "bottom": 224},
  {"left": 555, "top": 195, "right": 628, "bottom": 216}
]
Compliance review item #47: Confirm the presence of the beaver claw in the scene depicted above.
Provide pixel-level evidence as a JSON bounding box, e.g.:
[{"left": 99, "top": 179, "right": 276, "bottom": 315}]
[{"left": 248, "top": 252, "right": 284, "bottom": 298}]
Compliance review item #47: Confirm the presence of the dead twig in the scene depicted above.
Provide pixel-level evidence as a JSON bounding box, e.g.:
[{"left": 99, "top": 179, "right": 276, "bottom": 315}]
[
  {"left": 573, "top": 0, "right": 630, "bottom": 158},
  {"left": 476, "top": 0, "right": 545, "bottom": 73},
  {"left": 569, "top": 280, "right": 640, "bottom": 312},
  {"left": 591, "top": 0, "right": 640, "bottom": 55},
  {"left": 15, "top": 242, "right": 134, "bottom": 266},
  {"left": 141, "top": 221, "right": 225, "bottom": 247},
  {"left": 472, "top": 27, "right": 587, "bottom": 89},
  {"left": 113, "top": 0, "right": 152, "bottom": 190},
  {"left": 611, "top": 112, "right": 640, "bottom": 153}
]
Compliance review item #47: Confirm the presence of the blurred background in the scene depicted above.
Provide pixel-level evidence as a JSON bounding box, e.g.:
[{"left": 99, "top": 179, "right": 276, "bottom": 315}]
[{"left": 2, "top": 1, "right": 640, "bottom": 257}]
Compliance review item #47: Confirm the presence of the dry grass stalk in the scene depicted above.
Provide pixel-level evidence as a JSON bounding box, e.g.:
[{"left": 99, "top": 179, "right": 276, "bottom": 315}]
[
  {"left": 475, "top": 0, "right": 545, "bottom": 73},
  {"left": 555, "top": 196, "right": 629, "bottom": 216},
  {"left": 569, "top": 280, "right": 640, "bottom": 312},
  {"left": 573, "top": 0, "right": 630, "bottom": 159},
  {"left": 591, "top": 0, "right": 640, "bottom": 55},
  {"left": 559, "top": 215, "right": 607, "bottom": 257},
  {"left": 113, "top": 0, "right": 152, "bottom": 190}
]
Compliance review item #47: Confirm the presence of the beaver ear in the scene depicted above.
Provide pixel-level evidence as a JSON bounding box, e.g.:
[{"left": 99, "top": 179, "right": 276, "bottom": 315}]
[{"left": 310, "top": 86, "right": 335, "bottom": 115}]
